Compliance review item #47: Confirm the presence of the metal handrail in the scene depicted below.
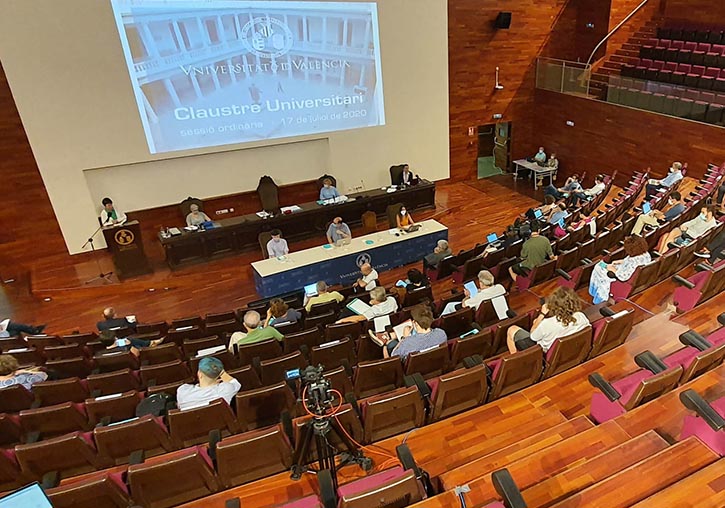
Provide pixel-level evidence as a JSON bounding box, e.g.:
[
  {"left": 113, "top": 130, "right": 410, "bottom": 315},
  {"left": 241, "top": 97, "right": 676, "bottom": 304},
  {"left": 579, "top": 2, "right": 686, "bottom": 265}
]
[{"left": 586, "top": 0, "right": 650, "bottom": 67}]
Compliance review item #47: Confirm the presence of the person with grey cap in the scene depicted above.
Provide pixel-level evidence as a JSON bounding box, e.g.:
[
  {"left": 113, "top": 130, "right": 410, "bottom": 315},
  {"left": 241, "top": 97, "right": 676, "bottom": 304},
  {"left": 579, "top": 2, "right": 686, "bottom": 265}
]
[{"left": 176, "top": 357, "right": 241, "bottom": 411}]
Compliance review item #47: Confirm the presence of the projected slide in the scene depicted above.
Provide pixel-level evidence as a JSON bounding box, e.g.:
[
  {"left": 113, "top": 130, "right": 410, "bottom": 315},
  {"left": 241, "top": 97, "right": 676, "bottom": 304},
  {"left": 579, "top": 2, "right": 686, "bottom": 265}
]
[{"left": 109, "top": 0, "right": 385, "bottom": 154}]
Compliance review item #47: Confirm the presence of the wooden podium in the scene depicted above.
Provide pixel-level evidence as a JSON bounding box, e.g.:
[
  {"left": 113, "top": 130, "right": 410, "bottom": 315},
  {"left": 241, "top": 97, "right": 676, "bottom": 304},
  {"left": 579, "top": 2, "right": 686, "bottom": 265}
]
[{"left": 102, "top": 220, "right": 152, "bottom": 279}]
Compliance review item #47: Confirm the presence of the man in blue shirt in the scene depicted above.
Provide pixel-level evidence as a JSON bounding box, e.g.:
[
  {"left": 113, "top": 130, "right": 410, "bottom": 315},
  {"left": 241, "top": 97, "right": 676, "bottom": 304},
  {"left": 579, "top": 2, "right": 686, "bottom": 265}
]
[
  {"left": 326, "top": 217, "right": 351, "bottom": 245},
  {"left": 631, "top": 192, "right": 685, "bottom": 235},
  {"left": 382, "top": 305, "right": 447, "bottom": 361},
  {"left": 544, "top": 174, "right": 581, "bottom": 200},
  {"left": 319, "top": 178, "right": 341, "bottom": 201},
  {"left": 645, "top": 162, "right": 684, "bottom": 199}
]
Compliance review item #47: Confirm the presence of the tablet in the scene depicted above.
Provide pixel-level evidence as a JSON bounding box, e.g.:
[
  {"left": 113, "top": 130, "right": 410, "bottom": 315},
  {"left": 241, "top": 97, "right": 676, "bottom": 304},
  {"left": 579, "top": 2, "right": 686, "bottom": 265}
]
[
  {"left": 463, "top": 281, "right": 478, "bottom": 297},
  {"left": 0, "top": 483, "right": 52, "bottom": 508},
  {"left": 642, "top": 202, "right": 652, "bottom": 214}
]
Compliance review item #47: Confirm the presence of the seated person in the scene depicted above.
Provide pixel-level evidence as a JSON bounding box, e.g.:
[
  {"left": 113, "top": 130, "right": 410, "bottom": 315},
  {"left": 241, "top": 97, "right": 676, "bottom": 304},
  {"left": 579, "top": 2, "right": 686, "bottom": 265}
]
[
  {"left": 98, "top": 329, "right": 164, "bottom": 357},
  {"left": 228, "top": 310, "right": 284, "bottom": 351},
  {"left": 548, "top": 203, "right": 569, "bottom": 225},
  {"left": 305, "top": 281, "right": 344, "bottom": 312},
  {"left": 100, "top": 197, "right": 127, "bottom": 226},
  {"left": 717, "top": 181, "right": 725, "bottom": 212},
  {"left": 382, "top": 305, "right": 447, "bottom": 360},
  {"left": 631, "top": 192, "right": 685, "bottom": 236},
  {"left": 645, "top": 162, "right": 684, "bottom": 199},
  {"left": 264, "top": 298, "right": 301, "bottom": 328},
  {"left": 536, "top": 152, "right": 559, "bottom": 186},
  {"left": 393, "top": 164, "right": 414, "bottom": 186},
  {"left": 97, "top": 307, "right": 136, "bottom": 333},
  {"left": 0, "top": 354, "right": 48, "bottom": 391},
  {"left": 568, "top": 175, "right": 606, "bottom": 207},
  {"left": 186, "top": 203, "right": 211, "bottom": 227},
  {"left": 0, "top": 319, "right": 45, "bottom": 337},
  {"left": 588, "top": 236, "right": 651, "bottom": 304},
  {"left": 506, "top": 287, "right": 589, "bottom": 354},
  {"left": 544, "top": 174, "right": 582, "bottom": 200},
  {"left": 694, "top": 229, "right": 725, "bottom": 262},
  {"left": 356, "top": 263, "right": 379, "bottom": 291},
  {"left": 176, "top": 357, "right": 241, "bottom": 411},
  {"left": 337, "top": 287, "right": 398, "bottom": 323},
  {"left": 654, "top": 205, "right": 718, "bottom": 255},
  {"left": 567, "top": 211, "right": 596, "bottom": 236},
  {"left": 319, "top": 178, "right": 341, "bottom": 201},
  {"left": 441, "top": 270, "right": 506, "bottom": 315},
  {"left": 326, "top": 217, "right": 352, "bottom": 245},
  {"left": 266, "top": 229, "right": 289, "bottom": 258},
  {"left": 424, "top": 239, "right": 452, "bottom": 269},
  {"left": 534, "top": 146, "right": 547, "bottom": 164},
  {"left": 396, "top": 206, "right": 416, "bottom": 230},
  {"left": 392, "top": 269, "right": 428, "bottom": 301},
  {"left": 508, "top": 221, "right": 556, "bottom": 282}
]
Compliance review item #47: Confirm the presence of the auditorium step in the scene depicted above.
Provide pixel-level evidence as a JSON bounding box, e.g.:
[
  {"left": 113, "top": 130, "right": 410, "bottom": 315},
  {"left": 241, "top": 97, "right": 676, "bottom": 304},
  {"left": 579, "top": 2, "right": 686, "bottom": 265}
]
[
  {"left": 519, "top": 431, "right": 669, "bottom": 508},
  {"left": 547, "top": 436, "right": 719, "bottom": 508},
  {"left": 628, "top": 459, "right": 725, "bottom": 508},
  {"left": 438, "top": 415, "right": 595, "bottom": 490}
]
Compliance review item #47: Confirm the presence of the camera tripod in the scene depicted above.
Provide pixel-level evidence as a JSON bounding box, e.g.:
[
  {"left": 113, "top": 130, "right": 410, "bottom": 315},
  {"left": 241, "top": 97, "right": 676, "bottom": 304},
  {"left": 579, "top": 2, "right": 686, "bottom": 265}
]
[{"left": 290, "top": 413, "right": 372, "bottom": 489}]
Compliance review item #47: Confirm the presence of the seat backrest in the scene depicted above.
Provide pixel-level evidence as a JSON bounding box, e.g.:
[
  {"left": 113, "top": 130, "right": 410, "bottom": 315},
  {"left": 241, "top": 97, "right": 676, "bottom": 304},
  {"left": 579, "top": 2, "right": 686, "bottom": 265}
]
[
  {"left": 542, "top": 326, "right": 593, "bottom": 379},
  {"left": 236, "top": 339, "right": 283, "bottom": 366},
  {"left": 215, "top": 424, "right": 293, "bottom": 489},
  {"left": 138, "top": 343, "right": 183, "bottom": 365},
  {"left": 257, "top": 175, "right": 280, "bottom": 212},
  {"left": 386, "top": 203, "right": 404, "bottom": 229},
  {"left": 235, "top": 382, "right": 297, "bottom": 431},
  {"left": 338, "top": 467, "right": 425, "bottom": 508},
  {"left": 389, "top": 165, "right": 404, "bottom": 185},
  {"left": 310, "top": 337, "right": 356, "bottom": 370},
  {"left": 325, "top": 321, "right": 363, "bottom": 342},
  {"left": 260, "top": 351, "right": 308, "bottom": 386},
  {"left": 33, "top": 377, "right": 89, "bottom": 406},
  {"left": 127, "top": 446, "right": 220, "bottom": 508},
  {"left": 360, "top": 386, "right": 425, "bottom": 443},
  {"left": 491, "top": 313, "right": 532, "bottom": 355},
  {"left": 170, "top": 316, "right": 204, "bottom": 330},
  {"left": 488, "top": 346, "right": 544, "bottom": 400},
  {"left": 205, "top": 319, "right": 240, "bottom": 338},
  {"left": 308, "top": 299, "right": 339, "bottom": 317},
  {"left": 403, "top": 286, "right": 434, "bottom": 308},
  {"left": 429, "top": 364, "right": 488, "bottom": 422},
  {"left": 361, "top": 210, "right": 377, "bottom": 234},
  {"left": 284, "top": 328, "right": 323, "bottom": 354},
  {"left": 623, "top": 366, "right": 684, "bottom": 410},
  {"left": 304, "top": 310, "right": 338, "bottom": 330},
  {"left": 205, "top": 311, "right": 237, "bottom": 324},
  {"left": 588, "top": 309, "right": 635, "bottom": 358},
  {"left": 167, "top": 326, "right": 202, "bottom": 345},
  {"left": 631, "top": 260, "right": 662, "bottom": 295},
  {"left": 354, "top": 357, "right": 405, "bottom": 399},
  {"left": 47, "top": 473, "right": 131, "bottom": 508},
  {"left": 94, "top": 415, "right": 174, "bottom": 465},
  {"left": 44, "top": 343, "right": 85, "bottom": 361},
  {"left": 0, "top": 384, "right": 35, "bottom": 413},
  {"left": 0, "top": 414, "right": 21, "bottom": 448},
  {"left": 19, "top": 401, "right": 90, "bottom": 439},
  {"left": 15, "top": 431, "right": 105, "bottom": 480},
  {"left": 182, "top": 336, "right": 224, "bottom": 358},
  {"left": 168, "top": 398, "right": 239, "bottom": 448},
  {"left": 85, "top": 390, "right": 141, "bottom": 426},
  {"left": 434, "top": 306, "right": 474, "bottom": 338},
  {"left": 140, "top": 359, "right": 191, "bottom": 388},
  {"left": 60, "top": 332, "right": 98, "bottom": 346},
  {"left": 679, "top": 343, "right": 725, "bottom": 384},
  {"left": 136, "top": 322, "right": 169, "bottom": 336},
  {"left": 404, "top": 344, "right": 450, "bottom": 380},
  {"left": 531, "top": 258, "right": 558, "bottom": 286},
  {"left": 94, "top": 350, "right": 139, "bottom": 373},
  {"left": 0, "top": 448, "right": 21, "bottom": 490},
  {"left": 86, "top": 368, "right": 141, "bottom": 396},
  {"left": 226, "top": 365, "right": 263, "bottom": 390},
  {"left": 449, "top": 329, "right": 495, "bottom": 367}
]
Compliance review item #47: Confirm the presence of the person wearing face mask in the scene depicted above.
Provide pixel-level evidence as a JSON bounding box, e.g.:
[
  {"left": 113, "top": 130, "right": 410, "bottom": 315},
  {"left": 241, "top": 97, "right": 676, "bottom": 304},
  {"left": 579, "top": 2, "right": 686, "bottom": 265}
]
[
  {"left": 319, "top": 178, "right": 340, "bottom": 201},
  {"left": 654, "top": 205, "right": 718, "bottom": 255},
  {"left": 266, "top": 229, "right": 289, "bottom": 258},
  {"left": 326, "top": 216, "right": 351, "bottom": 245},
  {"left": 396, "top": 206, "right": 416, "bottom": 229},
  {"left": 534, "top": 146, "right": 547, "bottom": 164},
  {"left": 645, "top": 162, "right": 684, "bottom": 199},
  {"left": 631, "top": 191, "right": 685, "bottom": 236}
]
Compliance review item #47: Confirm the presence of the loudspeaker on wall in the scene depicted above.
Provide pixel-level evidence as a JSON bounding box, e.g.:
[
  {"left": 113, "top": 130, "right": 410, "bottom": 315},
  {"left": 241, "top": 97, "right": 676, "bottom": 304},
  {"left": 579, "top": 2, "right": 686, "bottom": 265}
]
[{"left": 495, "top": 12, "right": 512, "bottom": 29}]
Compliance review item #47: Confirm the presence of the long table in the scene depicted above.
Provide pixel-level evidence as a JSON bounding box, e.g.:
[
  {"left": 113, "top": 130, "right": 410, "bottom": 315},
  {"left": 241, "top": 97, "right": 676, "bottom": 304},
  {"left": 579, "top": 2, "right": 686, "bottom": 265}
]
[
  {"left": 513, "top": 159, "right": 557, "bottom": 190},
  {"left": 159, "top": 180, "right": 436, "bottom": 268},
  {"left": 251, "top": 219, "right": 448, "bottom": 298}
]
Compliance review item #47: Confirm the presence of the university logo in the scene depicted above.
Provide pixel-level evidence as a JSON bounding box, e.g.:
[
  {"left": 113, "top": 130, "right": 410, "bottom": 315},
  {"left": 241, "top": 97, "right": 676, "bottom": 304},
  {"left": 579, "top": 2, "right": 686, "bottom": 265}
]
[
  {"left": 115, "top": 229, "right": 135, "bottom": 246},
  {"left": 356, "top": 253, "right": 371, "bottom": 267},
  {"left": 241, "top": 16, "right": 294, "bottom": 59}
]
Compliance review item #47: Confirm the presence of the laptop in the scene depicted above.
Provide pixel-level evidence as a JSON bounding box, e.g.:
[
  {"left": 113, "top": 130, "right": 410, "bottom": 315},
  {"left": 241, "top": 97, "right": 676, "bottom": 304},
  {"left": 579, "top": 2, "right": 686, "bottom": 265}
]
[
  {"left": 534, "top": 209, "right": 543, "bottom": 219},
  {"left": 642, "top": 202, "right": 652, "bottom": 214},
  {"left": 558, "top": 217, "right": 566, "bottom": 229},
  {"left": 304, "top": 283, "right": 318, "bottom": 297},
  {"left": 0, "top": 483, "right": 53, "bottom": 508},
  {"left": 486, "top": 232, "right": 499, "bottom": 244}
]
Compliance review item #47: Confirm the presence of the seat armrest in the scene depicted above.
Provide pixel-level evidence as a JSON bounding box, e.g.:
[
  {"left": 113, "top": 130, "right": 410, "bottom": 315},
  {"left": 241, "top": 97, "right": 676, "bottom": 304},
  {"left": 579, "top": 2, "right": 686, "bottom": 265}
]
[
  {"left": 679, "top": 330, "right": 712, "bottom": 351},
  {"left": 719, "top": 313, "right": 725, "bottom": 327},
  {"left": 405, "top": 372, "right": 431, "bottom": 399},
  {"left": 695, "top": 263, "right": 715, "bottom": 272},
  {"left": 634, "top": 350, "right": 667, "bottom": 374},
  {"left": 679, "top": 389, "right": 725, "bottom": 431},
  {"left": 672, "top": 275, "right": 696, "bottom": 289},
  {"left": 599, "top": 306, "right": 616, "bottom": 317},
  {"left": 463, "top": 355, "right": 484, "bottom": 368},
  {"left": 556, "top": 269, "right": 572, "bottom": 281},
  {"left": 588, "top": 373, "right": 620, "bottom": 401},
  {"left": 491, "top": 469, "right": 527, "bottom": 508}
]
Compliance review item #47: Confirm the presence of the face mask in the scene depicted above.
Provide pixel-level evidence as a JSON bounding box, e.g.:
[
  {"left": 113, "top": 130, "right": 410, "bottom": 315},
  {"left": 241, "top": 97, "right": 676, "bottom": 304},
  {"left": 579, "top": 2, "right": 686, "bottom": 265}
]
[
  {"left": 667, "top": 199, "right": 673, "bottom": 205},
  {"left": 400, "top": 210, "right": 407, "bottom": 215},
  {"left": 700, "top": 213, "right": 707, "bottom": 221}
]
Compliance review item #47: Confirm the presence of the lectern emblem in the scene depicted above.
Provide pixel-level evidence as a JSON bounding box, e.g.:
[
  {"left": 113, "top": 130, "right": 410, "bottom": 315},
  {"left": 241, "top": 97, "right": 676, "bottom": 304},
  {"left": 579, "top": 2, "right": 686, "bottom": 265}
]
[
  {"left": 356, "top": 253, "right": 372, "bottom": 267},
  {"left": 115, "top": 229, "right": 135, "bottom": 246},
  {"left": 241, "top": 16, "right": 294, "bottom": 59}
]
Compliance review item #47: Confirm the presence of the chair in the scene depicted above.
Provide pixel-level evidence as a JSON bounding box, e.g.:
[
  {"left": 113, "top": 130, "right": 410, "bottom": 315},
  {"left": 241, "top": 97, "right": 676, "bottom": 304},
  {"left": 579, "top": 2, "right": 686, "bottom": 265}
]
[
  {"left": 588, "top": 309, "right": 635, "bottom": 358},
  {"left": 258, "top": 231, "right": 274, "bottom": 259},
  {"left": 305, "top": 310, "right": 338, "bottom": 329},
  {"left": 45, "top": 357, "right": 93, "bottom": 380},
  {"left": 541, "top": 327, "right": 592, "bottom": 379},
  {"left": 353, "top": 358, "right": 405, "bottom": 398},
  {"left": 214, "top": 424, "right": 293, "bottom": 488},
  {"left": 426, "top": 364, "right": 488, "bottom": 422},
  {"left": 588, "top": 366, "right": 683, "bottom": 423},
  {"left": 404, "top": 344, "right": 450, "bottom": 380},
  {"left": 43, "top": 343, "right": 85, "bottom": 361},
  {"left": 515, "top": 258, "right": 557, "bottom": 291},
  {"left": 361, "top": 210, "right": 377, "bottom": 235},
  {"left": 46, "top": 473, "right": 132, "bottom": 508},
  {"left": 449, "top": 329, "right": 495, "bottom": 367},
  {"left": 433, "top": 307, "right": 474, "bottom": 340},
  {"left": 167, "top": 326, "right": 203, "bottom": 346},
  {"left": 609, "top": 259, "right": 660, "bottom": 301},
  {"left": 60, "top": 332, "right": 98, "bottom": 346},
  {"left": 94, "top": 350, "right": 139, "bottom": 373},
  {"left": 86, "top": 369, "right": 141, "bottom": 396},
  {"left": 85, "top": 391, "right": 142, "bottom": 426},
  {"left": 0, "top": 384, "right": 35, "bottom": 413},
  {"left": 136, "top": 322, "right": 168, "bottom": 336},
  {"left": 235, "top": 382, "right": 297, "bottom": 431},
  {"left": 127, "top": 446, "right": 220, "bottom": 508},
  {"left": 0, "top": 448, "right": 22, "bottom": 491},
  {"left": 389, "top": 164, "right": 404, "bottom": 186},
  {"left": 139, "top": 360, "right": 192, "bottom": 388},
  {"left": 205, "top": 320, "right": 240, "bottom": 338},
  {"left": 284, "top": 328, "right": 323, "bottom": 354},
  {"left": 336, "top": 467, "right": 426, "bottom": 508},
  {"left": 259, "top": 351, "right": 308, "bottom": 386},
  {"left": 257, "top": 175, "right": 280, "bottom": 213},
  {"left": 20, "top": 401, "right": 90, "bottom": 440},
  {"left": 310, "top": 337, "right": 356, "bottom": 370},
  {"left": 170, "top": 316, "right": 204, "bottom": 330},
  {"left": 486, "top": 346, "right": 544, "bottom": 400},
  {"left": 0, "top": 414, "right": 21, "bottom": 448},
  {"left": 679, "top": 390, "right": 725, "bottom": 456},
  {"left": 673, "top": 262, "right": 725, "bottom": 312},
  {"left": 226, "top": 365, "right": 263, "bottom": 390},
  {"left": 33, "top": 377, "right": 89, "bottom": 405},
  {"left": 386, "top": 203, "right": 404, "bottom": 229},
  {"left": 182, "top": 336, "right": 224, "bottom": 358},
  {"left": 167, "top": 399, "right": 239, "bottom": 448},
  {"left": 138, "top": 343, "right": 183, "bottom": 366},
  {"left": 235, "top": 339, "right": 283, "bottom": 366},
  {"left": 15, "top": 431, "right": 108, "bottom": 481},
  {"left": 94, "top": 415, "right": 175, "bottom": 465},
  {"left": 490, "top": 313, "right": 532, "bottom": 356},
  {"left": 307, "top": 300, "right": 340, "bottom": 317},
  {"left": 291, "top": 403, "right": 364, "bottom": 464},
  {"left": 359, "top": 386, "right": 425, "bottom": 443},
  {"left": 403, "top": 286, "right": 433, "bottom": 308},
  {"left": 325, "top": 321, "right": 363, "bottom": 342}
]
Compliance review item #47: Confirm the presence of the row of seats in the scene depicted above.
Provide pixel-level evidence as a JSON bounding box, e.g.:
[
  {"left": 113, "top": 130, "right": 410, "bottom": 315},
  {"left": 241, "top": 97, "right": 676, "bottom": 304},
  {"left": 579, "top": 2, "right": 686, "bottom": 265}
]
[
  {"left": 672, "top": 259, "right": 725, "bottom": 312},
  {"left": 608, "top": 85, "right": 725, "bottom": 124},
  {"left": 656, "top": 26, "right": 725, "bottom": 44},
  {"left": 640, "top": 39, "right": 725, "bottom": 68},
  {"left": 621, "top": 60, "right": 725, "bottom": 91}
]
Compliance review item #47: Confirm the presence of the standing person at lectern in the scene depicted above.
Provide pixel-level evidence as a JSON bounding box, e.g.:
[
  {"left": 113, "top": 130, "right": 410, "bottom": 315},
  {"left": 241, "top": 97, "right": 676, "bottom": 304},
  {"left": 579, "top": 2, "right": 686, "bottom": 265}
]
[
  {"left": 319, "top": 178, "right": 341, "bottom": 201},
  {"left": 100, "top": 197, "right": 127, "bottom": 226},
  {"left": 326, "top": 217, "right": 351, "bottom": 245},
  {"left": 266, "top": 229, "right": 289, "bottom": 258}
]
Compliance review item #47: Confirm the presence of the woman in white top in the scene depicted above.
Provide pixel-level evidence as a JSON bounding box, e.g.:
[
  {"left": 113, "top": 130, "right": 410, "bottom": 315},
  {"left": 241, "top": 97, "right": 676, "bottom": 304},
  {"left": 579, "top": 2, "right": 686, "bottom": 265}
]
[
  {"left": 589, "top": 236, "right": 651, "bottom": 304},
  {"left": 186, "top": 204, "right": 211, "bottom": 227},
  {"left": 506, "top": 287, "right": 589, "bottom": 354}
]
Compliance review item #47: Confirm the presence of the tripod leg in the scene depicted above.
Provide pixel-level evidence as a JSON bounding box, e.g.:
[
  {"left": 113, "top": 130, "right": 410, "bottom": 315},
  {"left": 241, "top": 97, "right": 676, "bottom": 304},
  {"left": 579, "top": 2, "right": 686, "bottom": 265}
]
[
  {"left": 329, "top": 417, "right": 372, "bottom": 471},
  {"left": 317, "top": 432, "right": 339, "bottom": 491},
  {"left": 290, "top": 422, "right": 315, "bottom": 480}
]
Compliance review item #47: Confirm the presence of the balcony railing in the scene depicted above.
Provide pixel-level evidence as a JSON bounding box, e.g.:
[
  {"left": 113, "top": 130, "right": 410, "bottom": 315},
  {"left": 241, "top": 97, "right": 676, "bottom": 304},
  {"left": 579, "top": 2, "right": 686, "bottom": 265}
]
[{"left": 536, "top": 58, "right": 591, "bottom": 96}]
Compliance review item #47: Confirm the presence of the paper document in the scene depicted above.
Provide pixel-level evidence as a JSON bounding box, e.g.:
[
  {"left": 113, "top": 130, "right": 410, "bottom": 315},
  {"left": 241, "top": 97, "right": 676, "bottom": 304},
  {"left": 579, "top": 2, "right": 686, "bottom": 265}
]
[
  {"left": 392, "top": 319, "right": 413, "bottom": 339},
  {"left": 491, "top": 295, "right": 510, "bottom": 320},
  {"left": 373, "top": 315, "right": 391, "bottom": 333},
  {"left": 346, "top": 298, "right": 372, "bottom": 316},
  {"left": 280, "top": 205, "right": 302, "bottom": 213},
  {"left": 195, "top": 345, "right": 226, "bottom": 358}
]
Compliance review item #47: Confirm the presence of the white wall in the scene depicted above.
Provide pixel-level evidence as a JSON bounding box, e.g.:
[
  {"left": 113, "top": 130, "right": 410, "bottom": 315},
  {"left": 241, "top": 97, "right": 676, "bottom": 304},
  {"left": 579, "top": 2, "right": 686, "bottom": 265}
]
[{"left": 0, "top": 0, "right": 449, "bottom": 254}]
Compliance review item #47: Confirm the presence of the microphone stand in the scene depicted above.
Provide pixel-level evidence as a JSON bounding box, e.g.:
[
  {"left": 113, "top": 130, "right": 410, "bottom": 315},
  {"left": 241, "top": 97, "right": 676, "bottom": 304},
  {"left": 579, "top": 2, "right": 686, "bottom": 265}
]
[{"left": 81, "top": 218, "right": 114, "bottom": 284}]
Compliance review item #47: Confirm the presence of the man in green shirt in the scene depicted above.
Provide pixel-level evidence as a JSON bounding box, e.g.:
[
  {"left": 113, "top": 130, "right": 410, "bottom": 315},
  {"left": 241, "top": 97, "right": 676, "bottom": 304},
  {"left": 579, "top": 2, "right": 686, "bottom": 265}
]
[
  {"left": 227, "top": 310, "right": 284, "bottom": 352},
  {"left": 509, "top": 221, "right": 556, "bottom": 282}
]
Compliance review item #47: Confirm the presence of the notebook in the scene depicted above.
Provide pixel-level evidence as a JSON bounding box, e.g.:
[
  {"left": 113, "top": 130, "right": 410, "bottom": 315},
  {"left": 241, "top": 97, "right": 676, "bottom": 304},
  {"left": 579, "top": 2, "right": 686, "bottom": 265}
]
[{"left": 346, "top": 298, "right": 372, "bottom": 316}]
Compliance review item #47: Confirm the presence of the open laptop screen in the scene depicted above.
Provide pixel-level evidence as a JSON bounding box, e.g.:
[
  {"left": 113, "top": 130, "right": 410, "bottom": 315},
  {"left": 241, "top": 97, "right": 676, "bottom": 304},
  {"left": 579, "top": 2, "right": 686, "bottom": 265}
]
[{"left": 486, "top": 233, "right": 498, "bottom": 244}]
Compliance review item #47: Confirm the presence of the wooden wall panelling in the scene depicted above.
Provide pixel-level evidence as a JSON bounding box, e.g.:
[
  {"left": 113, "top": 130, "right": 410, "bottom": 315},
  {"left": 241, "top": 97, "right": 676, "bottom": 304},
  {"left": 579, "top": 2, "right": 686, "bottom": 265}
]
[{"left": 662, "top": 0, "right": 725, "bottom": 25}]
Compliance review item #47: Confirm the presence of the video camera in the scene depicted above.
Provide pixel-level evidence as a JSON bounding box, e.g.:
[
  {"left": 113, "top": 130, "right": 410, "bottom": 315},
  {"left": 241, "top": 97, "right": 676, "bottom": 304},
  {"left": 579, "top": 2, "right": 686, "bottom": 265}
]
[{"left": 286, "top": 365, "right": 333, "bottom": 415}]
